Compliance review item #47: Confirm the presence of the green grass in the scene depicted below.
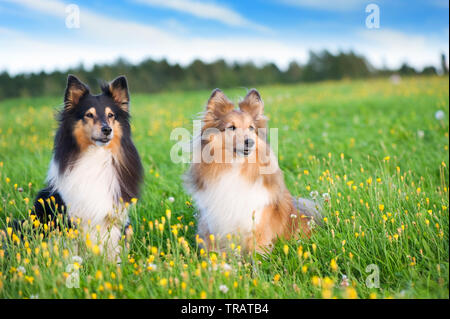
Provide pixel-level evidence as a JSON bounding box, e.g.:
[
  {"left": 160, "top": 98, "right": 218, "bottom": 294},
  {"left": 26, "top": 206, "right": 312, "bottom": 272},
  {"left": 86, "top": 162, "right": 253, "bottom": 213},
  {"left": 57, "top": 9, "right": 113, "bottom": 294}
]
[{"left": 0, "top": 76, "right": 448, "bottom": 299}]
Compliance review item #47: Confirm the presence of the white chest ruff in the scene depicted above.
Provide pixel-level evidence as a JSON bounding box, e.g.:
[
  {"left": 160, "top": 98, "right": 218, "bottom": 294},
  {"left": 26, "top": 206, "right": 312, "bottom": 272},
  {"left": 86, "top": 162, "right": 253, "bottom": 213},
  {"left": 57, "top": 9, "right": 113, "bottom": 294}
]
[
  {"left": 47, "top": 146, "right": 125, "bottom": 227},
  {"left": 192, "top": 167, "right": 271, "bottom": 237}
]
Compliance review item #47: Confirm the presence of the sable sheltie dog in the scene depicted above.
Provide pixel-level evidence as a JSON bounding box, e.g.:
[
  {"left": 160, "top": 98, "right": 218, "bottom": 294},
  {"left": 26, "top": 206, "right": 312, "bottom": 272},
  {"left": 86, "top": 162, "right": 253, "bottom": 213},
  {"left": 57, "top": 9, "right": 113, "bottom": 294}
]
[
  {"left": 185, "top": 89, "right": 320, "bottom": 254},
  {"left": 31, "top": 75, "right": 143, "bottom": 259}
]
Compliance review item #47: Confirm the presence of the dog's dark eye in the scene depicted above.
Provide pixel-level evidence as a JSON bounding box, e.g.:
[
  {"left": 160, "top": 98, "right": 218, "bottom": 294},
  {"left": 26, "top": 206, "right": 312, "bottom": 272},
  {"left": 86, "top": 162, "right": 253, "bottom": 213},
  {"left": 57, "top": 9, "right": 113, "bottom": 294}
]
[
  {"left": 85, "top": 113, "right": 94, "bottom": 119},
  {"left": 249, "top": 125, "right": 255, "bottom": 131},
  {"left": 108, "top": 113, "right": 114, "bottom": 119},
  {"left": 228, "top": 125, "right": 236, "bottom": 131}
]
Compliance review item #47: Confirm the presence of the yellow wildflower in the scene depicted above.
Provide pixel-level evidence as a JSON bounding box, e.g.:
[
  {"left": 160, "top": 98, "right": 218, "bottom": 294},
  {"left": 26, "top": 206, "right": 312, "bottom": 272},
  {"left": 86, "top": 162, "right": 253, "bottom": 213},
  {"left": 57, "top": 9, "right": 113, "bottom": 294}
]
[
  {"left": 311, "top": 276, "right": 320, "bottom": 286},
  {"left": 160, "top": 278, "right": 168, "bottom": 287},
  {"left": 345, "top": 287, "right": 358, "bottom": 299},
  {"left": 330, "top": 259, "right": 338, "bottom": 272}
]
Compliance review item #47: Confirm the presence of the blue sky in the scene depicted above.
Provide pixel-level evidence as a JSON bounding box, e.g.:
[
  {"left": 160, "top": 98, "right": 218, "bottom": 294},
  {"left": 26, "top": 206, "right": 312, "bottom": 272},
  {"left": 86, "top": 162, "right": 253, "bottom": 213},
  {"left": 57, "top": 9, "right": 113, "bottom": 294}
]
[{"left": 0, "top": 0, "right": 448, "bottom": 74}]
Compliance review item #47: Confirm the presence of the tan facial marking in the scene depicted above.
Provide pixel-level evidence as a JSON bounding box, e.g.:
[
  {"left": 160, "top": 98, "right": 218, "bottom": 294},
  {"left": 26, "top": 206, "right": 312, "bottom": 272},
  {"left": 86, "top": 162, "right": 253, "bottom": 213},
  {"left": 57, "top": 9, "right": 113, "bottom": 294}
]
[
  {"left": 73, "top": 120, "right": 94, "bottom": 151},
  {"left": 106, "top": 120, "right": 122, "bottom": 157},
  {"left": 84, "top": 107, "right": 97, "bottom": 120},
  {"left": 84, "top": 107, "right": 103, "bottom": 139},
  {"left": 105, "top": 107, "right": 116, "bottom": 126}
]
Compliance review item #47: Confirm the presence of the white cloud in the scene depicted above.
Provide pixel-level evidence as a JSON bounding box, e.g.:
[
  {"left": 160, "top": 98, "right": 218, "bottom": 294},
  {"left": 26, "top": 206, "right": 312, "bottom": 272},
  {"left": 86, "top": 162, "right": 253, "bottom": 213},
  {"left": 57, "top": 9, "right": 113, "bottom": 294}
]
[
  {"left": 0, "top": 26, "right": 308, "bottom": 74},
  {"left": 357, "top": 28, "right": 449, "bottom": 70},
  {"left": 0, "top": 0, "right": 448, "bottom": 75},
  {"left": 0, "top": 0, "right": 297, "bottom": 74},
  {"left": 279, "top": 0, "right": 368, "bottom": 12},
  {"left": 162, "top": 18, "right": 189, "bottom": 34},
  {"left": 4, "top": 0, "right": 175, "bottom": 43},
  {"left": 133, "top": 0, "right": 270, "bottom": 32}
]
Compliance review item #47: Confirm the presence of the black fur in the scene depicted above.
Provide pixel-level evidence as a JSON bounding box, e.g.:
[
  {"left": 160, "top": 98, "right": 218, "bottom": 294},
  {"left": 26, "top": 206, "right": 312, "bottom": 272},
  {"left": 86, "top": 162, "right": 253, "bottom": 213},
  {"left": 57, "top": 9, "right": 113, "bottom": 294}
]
[
  {"left": 31, "top": 75, "right": 143, "bottom": 230},
  {"left": 3, "top": 189, "right": 69, "bottom": 242},
  {"left": 114, "top": 135, "right": 143, "bottom": 202},
  {"left": 32, "top": 187, "right": 68, "bottom": 225}
]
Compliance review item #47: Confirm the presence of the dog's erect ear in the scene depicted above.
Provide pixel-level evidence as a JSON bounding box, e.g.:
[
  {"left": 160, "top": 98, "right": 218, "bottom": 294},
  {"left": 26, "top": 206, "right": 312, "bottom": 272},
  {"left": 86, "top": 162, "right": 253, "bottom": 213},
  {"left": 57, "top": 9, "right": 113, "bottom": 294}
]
[
  {"left": 64, "top": 75, "right": 89, "bottom": 109},
  {"left": 239, "top": 89, "right": 264, "bottom": 118},
  {"left": 108, "top": 76, "right": 130, "bottom": 112},
  {"left": 206, "top": 89, "right": 234, "bottom": 118}
]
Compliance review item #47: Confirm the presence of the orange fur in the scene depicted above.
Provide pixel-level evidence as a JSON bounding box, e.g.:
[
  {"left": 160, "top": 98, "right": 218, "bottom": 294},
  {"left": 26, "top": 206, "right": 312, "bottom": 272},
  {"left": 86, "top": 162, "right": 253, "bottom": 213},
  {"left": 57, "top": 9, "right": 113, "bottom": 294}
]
[
  {"left": 105, "top": 114, "right": 123, "bottom": 158},
  {"left": 73, "top": 120, "right": 94, "bottom": 151},
  {"left": 109, "top": 79, "right": 130, "bottom": 112},
  {"left": 105, "top": 123, "right": 122, "bottom": 154},
  {"left": 186, "top": 89, "right": 314, "bottom": 254}
]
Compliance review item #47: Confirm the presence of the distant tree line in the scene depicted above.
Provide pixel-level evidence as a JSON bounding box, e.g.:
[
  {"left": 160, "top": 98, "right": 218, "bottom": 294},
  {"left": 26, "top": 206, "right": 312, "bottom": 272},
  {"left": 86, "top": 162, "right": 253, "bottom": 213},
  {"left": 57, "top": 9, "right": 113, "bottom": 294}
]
[{"left": 0, "top": 50, "right": 447, "bottom": 101}]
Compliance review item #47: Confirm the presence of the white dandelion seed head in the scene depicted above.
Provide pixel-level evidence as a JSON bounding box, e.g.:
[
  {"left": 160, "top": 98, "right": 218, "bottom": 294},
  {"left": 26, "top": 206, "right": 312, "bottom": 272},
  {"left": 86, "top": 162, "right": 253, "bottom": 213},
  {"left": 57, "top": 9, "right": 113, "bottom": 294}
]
[
  {"left": 17, "top": 266, "right": 26, "bottom": 274},
  {"left": 72, "top": 256, "right": 83, "bottom": 265},
  {"left": 147, "top": 263, "right": 157, "bottom": 271},
  {"left": 290, "top": 214, "right": 298, "bottom": 219},
  {"left": 435, "top": 110, "right": 445, "bottom": 120},
  {"left": 222, "top": 263, "right": 232, "bottom": 271},
  {"left": 322, "top": 193, "right": 330, "bottom": 200},
  {"left": 389, "top": 74, "right": 401, "bottom": 85},
  {"left": 308, "top": 219, "right": 317, "bottom": 230},
  {"left": 168, "top": 197, "right": 175, "bottom": 203},
  {"left": 219, "top": 284, "right": 229, "bottom": 293},
  {"left": 417, "top": 130, "right": 425, "bottom": 138},
  {"left": 30, "top": 294, "right": 39, "bottom": 299},
  {"left": 310, "top": 191, "right": 319, "bottom": 199}
]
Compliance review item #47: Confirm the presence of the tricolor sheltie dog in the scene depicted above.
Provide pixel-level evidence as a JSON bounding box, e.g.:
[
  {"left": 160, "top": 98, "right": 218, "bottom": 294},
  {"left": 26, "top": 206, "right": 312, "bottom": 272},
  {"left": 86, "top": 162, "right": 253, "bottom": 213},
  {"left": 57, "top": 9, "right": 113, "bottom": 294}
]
[
  {"left": 185, "top": 89, "right": 320, "bottom": 254},
  {"left": 32, "top": 75, "right": 143, "bottom": 259}
]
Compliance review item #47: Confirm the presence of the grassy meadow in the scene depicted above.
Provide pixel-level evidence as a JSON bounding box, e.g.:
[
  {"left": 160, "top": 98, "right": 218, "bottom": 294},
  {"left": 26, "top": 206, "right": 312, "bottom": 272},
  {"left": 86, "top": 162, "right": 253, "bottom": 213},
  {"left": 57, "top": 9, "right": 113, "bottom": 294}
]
[{"left": 0, "top": 76, "right": 448, "bottom": 299}]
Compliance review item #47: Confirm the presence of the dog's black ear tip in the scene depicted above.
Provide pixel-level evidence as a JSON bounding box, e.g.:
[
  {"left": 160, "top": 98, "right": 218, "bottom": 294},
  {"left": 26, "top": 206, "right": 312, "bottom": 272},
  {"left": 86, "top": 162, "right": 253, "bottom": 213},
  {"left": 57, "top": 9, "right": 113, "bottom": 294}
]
[
  {"left": 117, "top": 75, "right": 127, "bottom": 81},
  {"left": 210, "top": 88, "right": 222, "bottom": 96},
  {"left": 247, "top": 88, "right": 261, "bottom": 99},
  {"left": 110, "top": 75, "right": 128, "bottom": 90},
  {"left": 67, "top": 74, "right": 80, "bottom": 84},
  {"left": 65, "top": 75, "right": 89, "bottom": 93}
]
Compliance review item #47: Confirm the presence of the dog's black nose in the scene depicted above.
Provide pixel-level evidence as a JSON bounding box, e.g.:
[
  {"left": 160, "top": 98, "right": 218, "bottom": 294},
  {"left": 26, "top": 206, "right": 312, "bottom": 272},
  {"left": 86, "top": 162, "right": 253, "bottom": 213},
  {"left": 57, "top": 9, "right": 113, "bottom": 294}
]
[
  {"left": 244, "top": 138, "right": 255, "bottom": 148},
  {"left": 101, "top": 126, "right": 112, "bottom": 136}
]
